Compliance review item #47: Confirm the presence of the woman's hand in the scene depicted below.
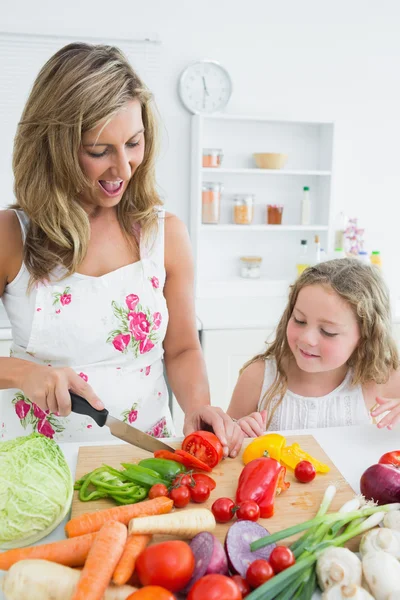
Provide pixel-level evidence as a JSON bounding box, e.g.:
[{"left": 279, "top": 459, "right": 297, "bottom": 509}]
[
  {"left": 183, "top": 405, "right": 244, "bottom": 458},
  {"left": 237, "top": 410, "right": 268, "bottom": 437},
  {"left": 18, "top": 363, "right": 104, "bottom": 416},
  {"left": 370, "top": 396, "right": 400, "bottom": 430}
]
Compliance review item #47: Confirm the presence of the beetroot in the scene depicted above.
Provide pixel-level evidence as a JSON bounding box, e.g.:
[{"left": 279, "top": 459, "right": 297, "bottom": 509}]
[
  {"left": 225, "top": 520, "right": 276, "bottom": 578},
  {"left": 181, "top": 532, "right": 228, "bottom": 593},
  {"left": 360, "top": 463, "right": 400, "bottom": 505}
]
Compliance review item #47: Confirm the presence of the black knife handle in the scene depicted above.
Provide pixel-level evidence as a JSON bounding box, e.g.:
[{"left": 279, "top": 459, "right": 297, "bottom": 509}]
[{"left": 70, "top": 392, "right": 109, "bottom": 427}]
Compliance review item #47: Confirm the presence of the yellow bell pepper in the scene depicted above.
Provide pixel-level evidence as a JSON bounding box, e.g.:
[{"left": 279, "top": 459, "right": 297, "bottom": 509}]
[
  {"left": 280, "top": 442, "right": 330, "bottom": 473},
  {"left": 242, "top": 433, "right": 286, "bottom": 465}
]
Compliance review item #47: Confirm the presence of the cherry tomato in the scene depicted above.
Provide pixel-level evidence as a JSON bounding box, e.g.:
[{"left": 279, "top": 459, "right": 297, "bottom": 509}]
[
  {"left": 169, "top": 485, "right": 191, "bottom": 508},
  {"left": 192, "top": 473, "right": 217, "bottom": 491},
  {"left": 211, "top": 497, "right": 236, "bottom": 523},
  {"left": 148, "top": 483, "right": 169, "bottom": 499},
  {"left": 236, "top": 500, "right": 260, "bottom": 522},
  {"left": 126, "top": 586, "right": 176, "bottom": 600},
  {"left": 135, "top": 540, "right": 195, "bottom": 592},
  {"left": 268, "top": 546, "right": 295, "bottom": 573},
  {"left": 190, "top": 480, "right": 210, "bottom": 503},
  {"left": 171, "top": 474, "right": 193, "bottom": 488},
  {"left": 231, "top": 575, "right": 251, "bottom": 597},
  {"left": 188, "top": 574, "right": 242, "bottom": 600},
  {"left": 182, "top": 431, "right": 224, "bottom": 468},
  {"left": 246, "top": 559, "right": 274, "bottom": 589},
  {"left": 379, "top": 450, "right": 400, "bottom": 467},
  {"left": 294, "top": 460, "right": 316, "bottom": 483}
]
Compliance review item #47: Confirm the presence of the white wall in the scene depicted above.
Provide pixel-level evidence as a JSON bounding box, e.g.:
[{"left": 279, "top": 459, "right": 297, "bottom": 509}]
[{"left": 3, "top": 0, "right": 400, "bottom": 296}]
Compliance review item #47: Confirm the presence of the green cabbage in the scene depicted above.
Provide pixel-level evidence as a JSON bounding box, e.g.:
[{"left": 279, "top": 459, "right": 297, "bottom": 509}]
[{"left": 0, "top": 432, "right": 73, "bottom": 549}]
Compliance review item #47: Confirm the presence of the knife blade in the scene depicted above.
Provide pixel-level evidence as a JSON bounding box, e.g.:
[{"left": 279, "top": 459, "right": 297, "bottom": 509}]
[{"left": 70, "top": 392, "right": 176, "bottom": 453}]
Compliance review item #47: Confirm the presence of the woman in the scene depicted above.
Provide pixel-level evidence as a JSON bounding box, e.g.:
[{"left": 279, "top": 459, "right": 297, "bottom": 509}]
[{"left": 0, "top": 42, "right": 243, "bottom": 457}]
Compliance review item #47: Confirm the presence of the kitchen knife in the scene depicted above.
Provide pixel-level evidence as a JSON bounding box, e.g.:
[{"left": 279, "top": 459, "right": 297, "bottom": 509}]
[{"left": 70, "top": 392, "right": 176, "bottom": 453}]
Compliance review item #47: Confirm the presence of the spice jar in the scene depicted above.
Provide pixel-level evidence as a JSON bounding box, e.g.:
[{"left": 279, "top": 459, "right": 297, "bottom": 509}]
[
  {"left": 267, "top": 204, "right": 284, "bottom": 225},
  {"left": 239, "top": 256, "right": 262, "bottom": 279},
  {"left": 233, "top": 195, "right": 254, "bottom": 225},
  {"left": 202, "top": 148, "right": 223, "bottom": 168},
  {"left": 202, "top": 182, "right": 223, "bottom": 224}
]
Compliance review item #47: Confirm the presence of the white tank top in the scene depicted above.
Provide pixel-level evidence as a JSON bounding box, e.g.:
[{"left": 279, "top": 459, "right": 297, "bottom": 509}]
[
  {"left": 258, "top": 359, "right": 372, "bottom": 431},
  {"left": 0, "top": 209, "right": 175, "bottom": 442}
]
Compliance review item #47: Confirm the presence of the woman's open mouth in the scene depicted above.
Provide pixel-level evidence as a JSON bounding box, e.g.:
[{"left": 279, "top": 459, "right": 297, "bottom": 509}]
[{"left": 98, "top": 180, "right": 124, "bottom": 197}]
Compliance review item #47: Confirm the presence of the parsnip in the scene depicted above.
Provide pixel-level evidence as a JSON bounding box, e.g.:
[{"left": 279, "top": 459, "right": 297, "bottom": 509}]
[
  {"left": 0, "top": 559, "right": 136, "bottom": 600},
  {"left": 128, "top": 507, "right": 216, "bottom": 537}
]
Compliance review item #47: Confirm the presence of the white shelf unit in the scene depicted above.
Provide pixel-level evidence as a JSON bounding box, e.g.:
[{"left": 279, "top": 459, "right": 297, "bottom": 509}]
[{"left": 190, "top": 114, "right": 335, "bottom": 296}]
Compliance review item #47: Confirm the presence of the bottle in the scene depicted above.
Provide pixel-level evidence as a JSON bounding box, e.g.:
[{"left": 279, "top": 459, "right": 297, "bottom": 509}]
[
  {"left": 301, "top": 186, "right": 310, "bottom": 225},
  {"left": 370, "top": 251, "right": 382, "bottom": 268},
  {"left": 296, "top": 240, "right": 309, "bottom": 276},
  {"left": 333, "top": 248, "right": 347, "bottom": 259},
  {"left": 312, "top": 234, "right": 321, "bottom": 265},
  {"left": 357, "top": 251, "right": 370, "bottom": 265}
]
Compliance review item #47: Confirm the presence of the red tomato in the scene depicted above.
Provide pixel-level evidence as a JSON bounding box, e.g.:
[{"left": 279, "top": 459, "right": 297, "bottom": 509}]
[
  {"left": 246, "top": 559, "right": 274, "bottom": 589},
  {"left": 269, "top": 546, "right": 295, "bottom": 573},
  {"left": 135, "top": 540, "right": 195, "bottom": 592},
  {"left": 192, "top": 473, "right": 217, "bottom": 491},
  {"left": 171, "top": 474, "right": 193, "bottom": 488},
  {"left": 294, "top": 460, "right": 316, "bottom": 483},
  {"left": 148, "top": 484, "right": 169, "bottom": 499},
  {"left": 231, "top": 575, "right": 251, "bottom": 597},
  {"left": 188, "top": 574, "right": 242, "bottom": 600},
  {"left": 182, "top": 431, "right": 224, "bottom": 468},
  {"left": 379, "top": 450, "right": 400, "bottom": 467},
  {"left": 211, "top": 497, "right": 236, "bottom": 523},
  {"left": 126, "top": 586, "right": 176, "bottom": 600},
  {"left": 190, "top": 480, "right": 210, "bottom": 503},
  {"left": 236, "top": 500, "right": 260, "bottom": 522},
  {"left": 169, "top": 485, "right": 191, "bottom": 508}
]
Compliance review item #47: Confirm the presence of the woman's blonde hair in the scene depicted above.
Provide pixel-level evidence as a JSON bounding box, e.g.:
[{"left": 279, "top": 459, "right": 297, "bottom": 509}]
[
  {"left": 12, "top": 42, "right": 161, "bottom": 283},
  {"left": 242, "top": 258, "right": 399, "bottom": 428}
]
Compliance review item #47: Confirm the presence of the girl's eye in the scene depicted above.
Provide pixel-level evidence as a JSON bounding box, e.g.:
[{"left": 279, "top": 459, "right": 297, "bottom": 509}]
[
  {"left": 321, "top": 330, "right": 338, "bottom": 338},
  {"left": 294, "top": 317, "right": 306, "bottom": 325}
]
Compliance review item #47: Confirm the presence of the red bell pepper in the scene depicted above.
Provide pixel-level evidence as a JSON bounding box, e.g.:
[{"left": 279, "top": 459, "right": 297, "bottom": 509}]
[{"left": 236, "top": 456, "right": 290, "bottom": 518}]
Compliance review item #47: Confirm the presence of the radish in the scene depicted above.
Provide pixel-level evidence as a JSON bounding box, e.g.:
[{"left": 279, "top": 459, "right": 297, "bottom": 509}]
[
  {"left": 181, "top": 532, "right": 228, "bottom": 594},
  {"left": 225, "top": 520, "right": 276, "bottom": 578}
]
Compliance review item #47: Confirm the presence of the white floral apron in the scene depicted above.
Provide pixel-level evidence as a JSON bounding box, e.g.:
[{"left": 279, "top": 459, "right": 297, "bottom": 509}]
[{"left": 0, "top": 210, "right": 175, "bottom": 442}]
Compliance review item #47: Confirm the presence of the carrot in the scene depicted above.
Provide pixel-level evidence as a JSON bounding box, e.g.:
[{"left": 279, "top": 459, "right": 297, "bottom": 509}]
[
  {"left": 71, "top": 521, "right": 127, "bottom": 600},
  {"left": 0, "top": 532, "right": 97, "bottom": 571},
  {"left": 112, "top": 534, "right": 152, "bottom": 586},
  {"left": 65, "top": 496, "right": 173, "bottom": 538},
  {"left": 128, "top": 507, "right": 216, "bottom": 538}
]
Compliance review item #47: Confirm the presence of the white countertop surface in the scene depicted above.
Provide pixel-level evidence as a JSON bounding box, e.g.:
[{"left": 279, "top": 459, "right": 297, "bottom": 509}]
[{"left": 0, "top": 423, "right": 397, "bottom": 599}]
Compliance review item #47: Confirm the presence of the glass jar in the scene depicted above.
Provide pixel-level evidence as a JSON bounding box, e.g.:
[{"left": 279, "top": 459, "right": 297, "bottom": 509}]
[
  {"left": 267, "top": 204, "right": 284, "bottom": 225},
  {"left": 202, "top": 148, "right": 223, "bottom": 168},
  {"left": 239, "top": 256, "right": 262, "bottom": 279},
  {"left": 233, "top": 194, "right": 254, "bottom": 225},
  {"left": 202, "top": 182, "right": 222, "bottom": 224}
]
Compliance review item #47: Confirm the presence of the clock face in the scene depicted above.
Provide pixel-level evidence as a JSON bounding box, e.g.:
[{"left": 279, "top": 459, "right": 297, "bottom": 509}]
[{"left": 178, "top": 60, "right": 232, "bottom": 114}]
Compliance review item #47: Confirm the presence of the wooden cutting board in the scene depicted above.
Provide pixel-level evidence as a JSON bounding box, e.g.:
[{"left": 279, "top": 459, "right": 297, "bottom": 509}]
[{"left": 71, "top": 435, "right": 358, "bottom": 549}]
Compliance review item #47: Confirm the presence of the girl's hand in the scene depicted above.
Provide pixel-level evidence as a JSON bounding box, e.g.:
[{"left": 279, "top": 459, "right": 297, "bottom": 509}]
[
  {"left": 183, "top": 405, "right": 244, "bottom": 458},
  {"left": 18, "top": 363, "right": 104, "bottom": 416},
  {"left": 238, "top": 410, "right": 268, "bottom": 437},
  {"left": 370, "top": 396, "right": 400, "bottom": 430}
]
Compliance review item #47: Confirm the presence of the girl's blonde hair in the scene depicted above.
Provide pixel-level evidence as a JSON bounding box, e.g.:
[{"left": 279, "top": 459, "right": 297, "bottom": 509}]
[
  {"left": 12, "top": 42, "right": 161, "bottom": 283},
  {"left": 242, "top": 258, "right": 399, "bottom": 429}
]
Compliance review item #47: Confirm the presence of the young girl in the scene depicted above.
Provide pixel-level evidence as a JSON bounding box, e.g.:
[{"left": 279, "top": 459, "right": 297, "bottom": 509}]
[{"left": 228, "top": 258, "right": 400, "bottom": 436}]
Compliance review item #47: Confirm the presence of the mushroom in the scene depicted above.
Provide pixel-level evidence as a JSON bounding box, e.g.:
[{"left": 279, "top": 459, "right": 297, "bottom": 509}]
[
  {"left": 383, "top": 511, "right": 400, "bottom": 531},
  {"left": 316, "top": 547, "right": 362, "bottom": 591},
  {"left": 359, "top": 527, "right": 400, "bottom": 559},
  {"left": 362, "top": 550, "right": 400, "bottom": 600},
  {"left": 322, "top": 584, "right": 374, "bottom": 599}
]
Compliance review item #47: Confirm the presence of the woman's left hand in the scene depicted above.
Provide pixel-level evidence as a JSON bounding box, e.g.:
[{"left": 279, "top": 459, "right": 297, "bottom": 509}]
[
  {"left": 183, "top": 406, "right": 244, "bottom": 458},
  {"left": 370, "top": 396, "right": 400, "bottom": 429}
]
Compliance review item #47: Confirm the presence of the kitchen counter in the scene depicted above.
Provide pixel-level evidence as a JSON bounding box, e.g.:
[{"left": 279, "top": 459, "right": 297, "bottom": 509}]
[{"left": 0, "top": 423, "right": 397, "bottom": 599}]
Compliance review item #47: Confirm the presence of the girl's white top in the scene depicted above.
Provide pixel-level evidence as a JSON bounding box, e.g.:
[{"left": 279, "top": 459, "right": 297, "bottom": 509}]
[
  {"left": 0, "top": 209, "right": 175, "bottom": 442},
  {"left": 258, "top": 359, "right": 372, "bottom": 430}
]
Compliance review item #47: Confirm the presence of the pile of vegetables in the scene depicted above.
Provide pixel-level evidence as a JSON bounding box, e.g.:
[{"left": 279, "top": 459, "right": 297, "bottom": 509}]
[{"left": 0, "top": 433, "right": 73, "bottom": 549}]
